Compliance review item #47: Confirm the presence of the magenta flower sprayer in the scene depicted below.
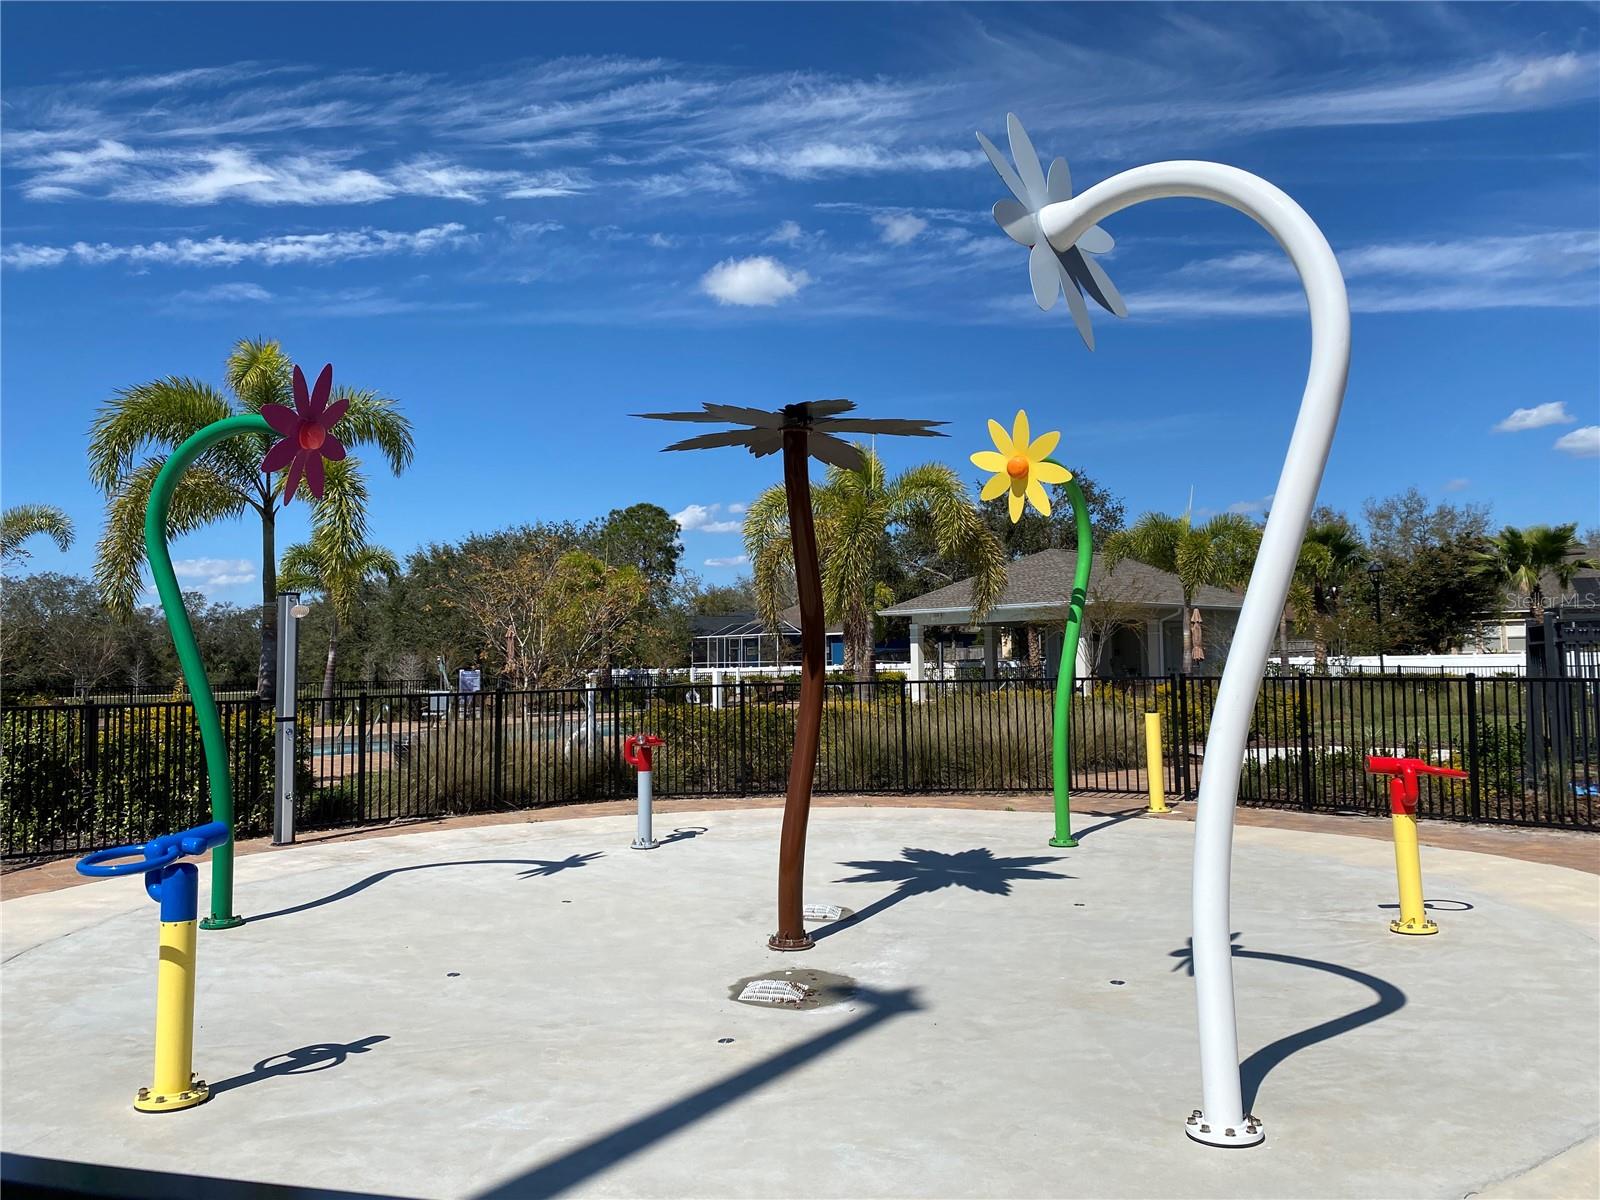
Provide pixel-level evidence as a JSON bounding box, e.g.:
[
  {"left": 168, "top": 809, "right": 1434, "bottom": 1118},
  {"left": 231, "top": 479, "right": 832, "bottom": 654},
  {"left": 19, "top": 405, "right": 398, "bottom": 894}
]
[
  {"left": 77, "top": 821, "right": 231, "bottom": 1112},
  {"left": 976, "top": 113, "right": 1350, "bottom": 1147},
  {"left": 143, "top": 362, "right": 344, "bottom": 929}
]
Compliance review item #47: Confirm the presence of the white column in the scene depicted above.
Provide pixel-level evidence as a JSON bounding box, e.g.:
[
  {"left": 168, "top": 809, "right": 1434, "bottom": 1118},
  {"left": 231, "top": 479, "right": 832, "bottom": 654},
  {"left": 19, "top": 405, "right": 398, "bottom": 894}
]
[
  {"left": 1146, "top": 618, "right": 1165, "bottom": 675},
  {"left": 710, "top": 668, "right": 725, "bottom": 709},
  {"left": 907, "top": 622, "right": 925, "bottom": 701}
]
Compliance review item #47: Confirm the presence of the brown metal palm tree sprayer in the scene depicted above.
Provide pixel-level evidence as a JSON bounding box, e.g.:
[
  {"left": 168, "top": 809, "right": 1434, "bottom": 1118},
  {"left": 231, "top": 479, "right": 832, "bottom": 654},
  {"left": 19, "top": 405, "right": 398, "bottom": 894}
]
[{"left": 637, "top": 400, "right": 946, "bottom": 949}]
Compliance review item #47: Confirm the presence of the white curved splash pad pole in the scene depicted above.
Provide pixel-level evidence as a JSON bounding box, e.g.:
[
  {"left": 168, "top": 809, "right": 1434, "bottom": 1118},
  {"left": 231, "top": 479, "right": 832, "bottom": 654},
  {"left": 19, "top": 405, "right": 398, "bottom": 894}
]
[{"left": 1039, "top": 162, "right": 1351, "bottom": 1147}]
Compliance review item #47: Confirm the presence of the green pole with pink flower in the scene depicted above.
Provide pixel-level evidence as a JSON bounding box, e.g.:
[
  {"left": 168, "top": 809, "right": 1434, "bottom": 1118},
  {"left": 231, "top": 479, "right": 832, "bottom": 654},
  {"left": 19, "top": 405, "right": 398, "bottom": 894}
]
[{"left": 145, "top": 364, "right": 348, "bottom": 929}]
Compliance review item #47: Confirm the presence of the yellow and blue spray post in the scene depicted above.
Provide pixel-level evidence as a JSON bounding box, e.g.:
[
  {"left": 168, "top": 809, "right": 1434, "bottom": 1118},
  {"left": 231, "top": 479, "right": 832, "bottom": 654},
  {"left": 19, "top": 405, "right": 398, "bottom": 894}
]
[
  {"left": 1365, "top": 757, "right": 1467, "bottom": 936},
  {"left": 1144, "top": 711, "right": 1170, "bottom": 814},
  {"left": 77, "top": 821, "right": 231, "bottom": 1112}
]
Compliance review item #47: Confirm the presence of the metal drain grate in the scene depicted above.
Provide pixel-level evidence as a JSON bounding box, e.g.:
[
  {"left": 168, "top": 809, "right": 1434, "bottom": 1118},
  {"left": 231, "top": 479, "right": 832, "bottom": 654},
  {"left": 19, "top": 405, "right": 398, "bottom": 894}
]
[
  {"left": 737, "top": 979, "right": 813, "bottom": 1005},
  {"left": 802, "top": 904, "right": 843, "bottom": 922}
]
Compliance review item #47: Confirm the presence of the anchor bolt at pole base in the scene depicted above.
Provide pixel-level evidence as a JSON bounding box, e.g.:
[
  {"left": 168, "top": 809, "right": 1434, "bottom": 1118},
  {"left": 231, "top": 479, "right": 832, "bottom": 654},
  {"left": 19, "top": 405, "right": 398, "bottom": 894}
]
[
  {"left": 134, "top": 1077, "right": 210, "bottom": 1113},
  {"left": 1389, "top": 916, "right": 1439, "bottom": 936},
  {"left": 1185, "top": 1110, "right": 1264, "bottom": 1147}
]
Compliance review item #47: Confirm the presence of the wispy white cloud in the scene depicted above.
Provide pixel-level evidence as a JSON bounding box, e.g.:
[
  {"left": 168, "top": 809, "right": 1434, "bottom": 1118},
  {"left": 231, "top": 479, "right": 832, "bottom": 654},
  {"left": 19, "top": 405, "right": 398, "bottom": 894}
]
[
  {"left": 673, "top": 503, "right": 744, "bottom": 534},
  {"left": 2, "top": 223, "right": 472, "bottom": 270},
  {"left": 170, "top": 281, "right": 273, "bottom": 304},
  {"left": 729, "top": 142, "right": 978, "bottom": 178},
  {"left": 699, "top": 256, "right": 810, "bottom": 307},
  {"left": 12, "top": 142, "right": 587, "bottom": 205},
  {"left": 1127, "top": 231, "right": 1600, "bottom": 319},
  {"left": 704, "top": 554, "right": 749, "bottom": 568},
  {"left": 1442, "top": 478, "right": 1471, "bottom": 492},
  {"left": 1189, "top": 232, "right": 1598, "bottom": 285},
  {"left": 873, "top": 213, "right": 928, "bottom": 246},
  {"left": 1554, "top": 426, "right": 1600, "bottom": 458},
  {"left": 1227, "top": 494, "right": 1274, "bottom": 515},
  {"left": 172, "top": 557, "right": 257, "bottom": 589},
  {"left": 636, "top": 164, "right": 744, "bottom": 198},
  {"left": 1494, "top": 402, "right": 1577, "bottom": 433},
  {"left": 766, "top": 220, "right": 806, "bottom": 245}
]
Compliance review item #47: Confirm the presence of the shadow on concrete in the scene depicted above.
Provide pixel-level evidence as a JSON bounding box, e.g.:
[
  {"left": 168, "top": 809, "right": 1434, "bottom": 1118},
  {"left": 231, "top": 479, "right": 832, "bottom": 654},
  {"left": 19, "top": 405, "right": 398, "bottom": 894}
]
[
  {"left": 1378, "top": 899, "right": 1474, "bottom": 912},
  {"left": 472, "top": 985, "right": 921, "bottom": 1198},
  {"left": 208, "top": 1035, "right": 389, "bottom": 1096},
  {"left": 0, "top": 1153, "right": 394, "bottom": 1200},
  {"left": 249, "top": 854, "right": 603, "bottom": 922},
  {"left": 1071, "top": 808, "right": 1147, "bottom": 840},
  {"left": 657, "top": 826, "right": 708, "bottom": 845},
  {"left": 812, "top": 847, "right": 1069, "bottom": 942},
  {"left": 1169, "top": 933, "right": 1406, "bottom": 1111}
]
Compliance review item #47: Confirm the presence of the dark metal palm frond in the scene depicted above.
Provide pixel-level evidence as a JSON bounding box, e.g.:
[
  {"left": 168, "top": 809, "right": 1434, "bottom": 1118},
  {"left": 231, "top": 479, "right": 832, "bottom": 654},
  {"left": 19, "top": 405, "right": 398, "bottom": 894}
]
[
  {"left": 661, "top": 427, "right": 785, "bottom": 456},
  {"left": 637, "top": 398, "right": 947, "bottom": 472}
]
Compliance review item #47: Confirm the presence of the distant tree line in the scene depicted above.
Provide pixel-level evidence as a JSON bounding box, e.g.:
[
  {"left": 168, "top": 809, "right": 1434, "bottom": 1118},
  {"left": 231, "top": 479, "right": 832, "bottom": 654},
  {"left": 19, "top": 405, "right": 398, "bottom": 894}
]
[{"left": 3, "top": 473, "right": 1592, "bottom": 699}]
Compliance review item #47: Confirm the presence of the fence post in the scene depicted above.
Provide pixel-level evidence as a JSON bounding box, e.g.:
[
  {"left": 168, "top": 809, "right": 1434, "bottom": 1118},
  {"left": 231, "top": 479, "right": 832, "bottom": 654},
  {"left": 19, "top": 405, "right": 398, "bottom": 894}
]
[
  {"left": 357, "top": 689, "right": 368, "bottom": 814},
  {"left": 1465, "top": 674, "right": 1481, "bottom": 823},
  {"left": 493, "top": 683, "right": 506, "bottom": 804},
  {"left": 81, "top": 700, "right": 99, "bottom": 846},
  {"left": 1173, "top": 674, "right": 1192, "bottom": 800},
  {"left": 1296, "top": 672, "right": 1314, "bottom": 811},
  {"left": 738, "top": 680, "right": 748, "bottom": 797},
  {"left": 899, "top": 678, "right": 911, "bottom": 794},
  {"left": 610, "top": 685, "right": 622, "bottom": 799}
]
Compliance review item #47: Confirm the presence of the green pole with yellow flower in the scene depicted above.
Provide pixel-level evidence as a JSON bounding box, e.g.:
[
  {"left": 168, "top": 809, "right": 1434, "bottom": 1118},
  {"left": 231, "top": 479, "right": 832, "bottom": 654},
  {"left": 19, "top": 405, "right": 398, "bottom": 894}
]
[
  {"left": 144, "top": 363, "right": 350, "bottom": 928},
  {"left": 971, "top": 409, "right": 1090, "bottom": 847}
]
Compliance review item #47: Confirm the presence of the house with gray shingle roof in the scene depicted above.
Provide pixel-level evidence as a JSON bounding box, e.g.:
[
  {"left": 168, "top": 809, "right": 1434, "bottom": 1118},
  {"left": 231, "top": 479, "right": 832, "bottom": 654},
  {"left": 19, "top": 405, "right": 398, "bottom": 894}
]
[{"left": 878, "top": 548, "right": 1245, "bottom": 680}]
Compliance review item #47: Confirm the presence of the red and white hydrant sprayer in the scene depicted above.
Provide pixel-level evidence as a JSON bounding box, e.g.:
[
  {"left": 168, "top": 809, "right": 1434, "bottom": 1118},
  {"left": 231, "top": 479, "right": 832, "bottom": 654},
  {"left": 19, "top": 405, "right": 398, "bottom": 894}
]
[{"left": 623, "top": 734, "right": 665, "bottom": 850}]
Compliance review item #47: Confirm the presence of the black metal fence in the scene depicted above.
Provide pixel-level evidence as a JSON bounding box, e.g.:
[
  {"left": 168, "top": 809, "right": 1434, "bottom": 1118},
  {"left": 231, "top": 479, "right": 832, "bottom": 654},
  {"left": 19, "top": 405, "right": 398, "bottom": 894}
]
[{"left": 3, "top": 673, "right": 1595, "bottom": 860}]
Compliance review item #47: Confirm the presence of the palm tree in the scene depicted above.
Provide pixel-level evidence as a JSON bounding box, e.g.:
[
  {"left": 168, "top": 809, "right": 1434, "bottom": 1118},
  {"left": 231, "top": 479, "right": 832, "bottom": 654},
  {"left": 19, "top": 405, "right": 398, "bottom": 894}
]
[
  {"left": 0, "top": 504, "right": 74, "bottom": 566},
  {"left": 277, "top": 458, "right": 400, "bottom": 710},
  {"left": 638, "top": 398, "right": 947, "bottom": 953},
  {"left": 744, "top": 449, "right": 1006, "bottom": 680},
  {"left": 1297, "top": 521, "right": 1366, "bottom": 667},
  {"left": 1477, "top": 523, "right": 1598, "bottom": 621},
  {"left": 1105, "top": 511, "right": 1259, "bottom": 673},
  {"left": 1274, "top": 520, "right": 1366, "bottom": 669},
  {"left": 90, "top": 338, "right": 413, "bottom": 698}
]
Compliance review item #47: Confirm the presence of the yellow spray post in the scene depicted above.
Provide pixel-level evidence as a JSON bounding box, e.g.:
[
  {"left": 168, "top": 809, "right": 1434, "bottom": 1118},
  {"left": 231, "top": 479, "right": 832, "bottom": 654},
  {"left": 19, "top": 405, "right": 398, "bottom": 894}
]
[
  {"left": 77, "top": 822, "right": 231, "bottom": 1111},
  {"left": 1365, "top": 757, "right": 1467, "bottom": 936},
  {"left": 1144, "top": 711, "right": 1170, "bottom": 814}
]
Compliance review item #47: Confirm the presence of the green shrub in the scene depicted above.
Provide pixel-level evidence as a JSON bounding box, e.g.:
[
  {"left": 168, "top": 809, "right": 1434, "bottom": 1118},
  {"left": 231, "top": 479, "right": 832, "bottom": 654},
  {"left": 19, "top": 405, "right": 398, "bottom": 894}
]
[{"left": 1, "top": 704, "right": 308, "bottom": 856}]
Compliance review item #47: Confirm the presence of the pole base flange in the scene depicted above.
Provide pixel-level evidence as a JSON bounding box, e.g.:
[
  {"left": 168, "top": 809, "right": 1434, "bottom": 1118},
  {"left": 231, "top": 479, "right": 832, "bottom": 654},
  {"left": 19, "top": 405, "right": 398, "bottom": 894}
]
[
  {"left": 1049, "top": 836, "right": 1079, "bottom": 848},
  {"left": 630, "top": 839, "right": 659, "bottom": 850},
  {"left": 1389, "top": 917, "right": 1439, "bottom": 936},
  {"left": 1185, "top": 1110, "right": 1263, "bottom": 1147},
  {"left": 1146, "top": 805, "right": 1171, "bottom": 815},
  {"left": 199, "top": 915, "right": 244, "bottom": 931},
  {"left": 767, "top": 932, "right": 815, "bottom": 952},
  {"left": 134, "top": 1077, "right": 210, "bottom": 1113}
]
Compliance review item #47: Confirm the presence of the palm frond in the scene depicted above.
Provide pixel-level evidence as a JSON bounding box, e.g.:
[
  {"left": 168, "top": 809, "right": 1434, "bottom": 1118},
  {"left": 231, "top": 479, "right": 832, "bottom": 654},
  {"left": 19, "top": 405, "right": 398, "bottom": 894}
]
[
  {"left": 330, "top": 387, "right": 416, "bottom": 476},
  {"left": 226, "top": 338, "right": 293, "bottom": 413},
  {"left": 87, "top": 378, "right": 235, "bottom": 493},
  {"left": 94, "top": 458, "right": 248, "bottom": 616},
  {"left": 886, "top": 462, "right": 1006, "bottom": 620},
  {"left": 0, "top": 504, "right": 75, "bottom": 564},
  {"left": 743, "top": 483, "right": 795, "bottom": 634}
]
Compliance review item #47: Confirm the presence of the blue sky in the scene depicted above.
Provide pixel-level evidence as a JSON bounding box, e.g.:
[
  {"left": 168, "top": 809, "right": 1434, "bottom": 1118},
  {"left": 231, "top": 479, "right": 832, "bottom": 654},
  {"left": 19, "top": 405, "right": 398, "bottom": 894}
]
[{"left": 3, "top": 2, "right": 1598, "bottom": 600}]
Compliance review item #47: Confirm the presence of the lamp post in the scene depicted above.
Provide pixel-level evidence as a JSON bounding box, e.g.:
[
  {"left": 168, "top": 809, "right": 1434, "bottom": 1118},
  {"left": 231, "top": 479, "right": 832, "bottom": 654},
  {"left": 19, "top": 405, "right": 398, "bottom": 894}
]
[
  {"left": 1367, "top": 560, "right": 1387, "bottom": 674},
  {"left": 273, "top": 592, "right": 310, "bottom": 846}
]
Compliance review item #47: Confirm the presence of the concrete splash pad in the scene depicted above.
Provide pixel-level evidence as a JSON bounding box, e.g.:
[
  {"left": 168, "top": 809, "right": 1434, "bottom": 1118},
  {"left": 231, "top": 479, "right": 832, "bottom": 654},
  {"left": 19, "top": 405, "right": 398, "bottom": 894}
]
[{"left": 3, "top": 807, "right": 1596, "bottom": 1199}]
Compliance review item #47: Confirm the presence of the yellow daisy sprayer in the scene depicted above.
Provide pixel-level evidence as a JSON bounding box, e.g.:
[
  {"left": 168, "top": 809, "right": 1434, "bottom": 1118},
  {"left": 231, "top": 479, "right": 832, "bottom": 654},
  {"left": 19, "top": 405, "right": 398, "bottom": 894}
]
[{"left": 971, "top": 409, "right": 1090, "bottom": 847}]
